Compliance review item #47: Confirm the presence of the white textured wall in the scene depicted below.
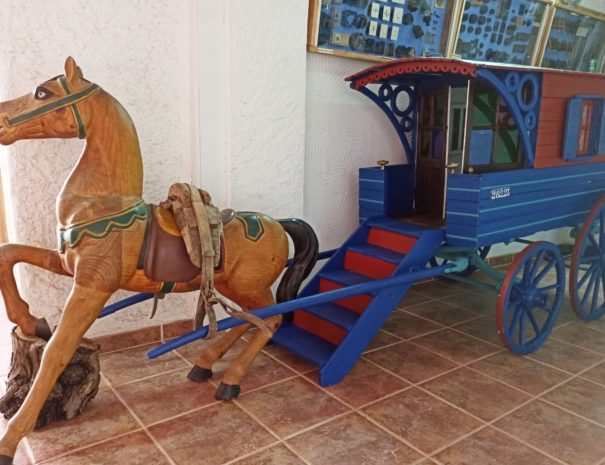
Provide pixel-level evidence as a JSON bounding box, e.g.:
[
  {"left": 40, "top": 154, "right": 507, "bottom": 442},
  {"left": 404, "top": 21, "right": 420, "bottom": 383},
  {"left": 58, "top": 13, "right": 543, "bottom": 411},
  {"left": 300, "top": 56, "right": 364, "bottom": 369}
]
[
  {"left": 0, "top": 0, "right": 198, "bottom": 336},
  {"left": 305, "top": 53, "right": 403, "bottom": 250},
  {"left": 199, "top": 1, "right": 308, "bottom": 218}
]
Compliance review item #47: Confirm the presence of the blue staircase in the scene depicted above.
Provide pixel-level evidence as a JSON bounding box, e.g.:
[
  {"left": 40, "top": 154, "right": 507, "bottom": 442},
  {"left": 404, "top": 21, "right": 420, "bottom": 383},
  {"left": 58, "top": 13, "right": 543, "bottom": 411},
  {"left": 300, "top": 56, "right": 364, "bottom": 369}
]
[{"left": 271, "top": 217, "right": 444, "bottom": 386}]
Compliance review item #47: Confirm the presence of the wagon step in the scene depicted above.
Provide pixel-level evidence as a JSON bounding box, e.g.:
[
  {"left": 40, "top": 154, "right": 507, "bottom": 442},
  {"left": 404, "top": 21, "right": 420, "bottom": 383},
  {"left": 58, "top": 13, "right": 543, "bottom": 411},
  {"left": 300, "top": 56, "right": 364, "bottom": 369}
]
[
  {"left": 271, "top": 325, "right": 336, "bottom": 367},
  {"left": 299, "top": 302, "right": 359, "bottom": 331},
  {"left": 272, "top": 218, "right": 444, "bottom": 386}
]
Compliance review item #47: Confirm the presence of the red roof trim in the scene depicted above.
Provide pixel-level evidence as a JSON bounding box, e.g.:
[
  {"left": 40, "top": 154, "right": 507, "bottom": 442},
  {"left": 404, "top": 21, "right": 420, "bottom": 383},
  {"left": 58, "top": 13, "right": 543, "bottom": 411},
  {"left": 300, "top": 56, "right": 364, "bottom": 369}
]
[
  {"left": 346, "top": 57, "right": 605, "bottom": 90},
  {"left": 346, "top": 58, "right": 478, "bottom": 89}
]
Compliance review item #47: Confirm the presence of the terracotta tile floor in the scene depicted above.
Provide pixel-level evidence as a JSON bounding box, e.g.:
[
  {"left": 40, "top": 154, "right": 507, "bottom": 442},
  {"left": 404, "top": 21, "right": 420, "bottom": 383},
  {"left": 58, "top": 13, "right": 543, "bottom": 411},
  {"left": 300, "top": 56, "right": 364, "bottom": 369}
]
[{"left": 2, "top": 277, "right": 605, "bottom": 465}]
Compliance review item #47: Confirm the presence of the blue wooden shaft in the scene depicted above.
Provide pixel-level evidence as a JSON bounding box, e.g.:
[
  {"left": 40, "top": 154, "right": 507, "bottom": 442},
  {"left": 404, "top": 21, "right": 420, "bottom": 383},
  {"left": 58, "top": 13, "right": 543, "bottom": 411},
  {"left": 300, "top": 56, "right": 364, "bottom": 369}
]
[
  {"left": 147, "top": 264, "right": 449, "bottom": 359},
  {"left": 99, "top": 292, "right": 154, "bottom": 318}
]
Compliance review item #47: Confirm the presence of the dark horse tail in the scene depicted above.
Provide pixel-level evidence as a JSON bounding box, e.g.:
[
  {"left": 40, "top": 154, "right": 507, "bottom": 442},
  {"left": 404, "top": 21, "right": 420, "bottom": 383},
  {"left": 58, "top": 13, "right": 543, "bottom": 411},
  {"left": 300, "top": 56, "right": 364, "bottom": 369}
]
[{"left": 276, "top": 219, "right": 319, "bottom": 303}]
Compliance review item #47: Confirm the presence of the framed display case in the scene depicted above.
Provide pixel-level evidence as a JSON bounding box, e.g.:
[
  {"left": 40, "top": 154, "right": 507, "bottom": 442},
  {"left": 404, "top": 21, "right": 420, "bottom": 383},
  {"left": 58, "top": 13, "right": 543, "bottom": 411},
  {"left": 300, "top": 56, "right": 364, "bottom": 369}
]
[
  {"left": 308, "top": 0, "right": 605, "bottom": 72},
  {"left": 542, "top": 5, "right": 605, "bottom": 71},
  {"left": 453, "top": 0, "right": 548, "bottom": 65},
  {"left": 308, "top": 0, "right": 457, "bottom": 61}
]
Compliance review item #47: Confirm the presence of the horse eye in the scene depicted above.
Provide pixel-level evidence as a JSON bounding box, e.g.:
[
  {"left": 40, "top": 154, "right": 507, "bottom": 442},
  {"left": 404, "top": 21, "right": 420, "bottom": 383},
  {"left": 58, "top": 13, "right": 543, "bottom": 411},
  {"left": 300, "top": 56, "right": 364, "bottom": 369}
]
[{"left": 34, "top": 87, "right": 53, "bottom": 100}]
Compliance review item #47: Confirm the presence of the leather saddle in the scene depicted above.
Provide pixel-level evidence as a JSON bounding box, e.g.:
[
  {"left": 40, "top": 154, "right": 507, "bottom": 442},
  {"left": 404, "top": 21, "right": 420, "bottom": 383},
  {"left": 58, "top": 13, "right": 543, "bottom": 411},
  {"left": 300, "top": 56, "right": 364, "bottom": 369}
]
[{"left": 139, "top": 205, "right": 234, "bottom": 283}]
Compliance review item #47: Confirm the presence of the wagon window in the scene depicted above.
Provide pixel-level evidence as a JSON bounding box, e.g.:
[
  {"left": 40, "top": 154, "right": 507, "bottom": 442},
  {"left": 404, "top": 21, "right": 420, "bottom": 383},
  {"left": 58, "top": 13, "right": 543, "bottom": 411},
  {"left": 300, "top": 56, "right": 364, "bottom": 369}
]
[
  {"left": 464, "top": 81, "right": 523, "bottom": 173},
  {"left": 563, "top": 96, "right": 605, "bottom": 161}
]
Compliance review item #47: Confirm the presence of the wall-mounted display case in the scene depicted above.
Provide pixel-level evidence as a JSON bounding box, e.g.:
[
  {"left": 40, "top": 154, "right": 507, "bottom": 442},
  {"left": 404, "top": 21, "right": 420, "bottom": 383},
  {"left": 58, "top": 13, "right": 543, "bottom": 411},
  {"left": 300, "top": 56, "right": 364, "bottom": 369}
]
[
  {"left": 308, "top": 0, "right": 605, "bottom": 72},
  {"left": 542, "top": 6, "right": 605, "bottom": 71},
  {"left": 454, "top": 0, "right": 547, "bottom": 65},
  {"left": 310, "top": 0, "right": 456, "bottom": 60}
]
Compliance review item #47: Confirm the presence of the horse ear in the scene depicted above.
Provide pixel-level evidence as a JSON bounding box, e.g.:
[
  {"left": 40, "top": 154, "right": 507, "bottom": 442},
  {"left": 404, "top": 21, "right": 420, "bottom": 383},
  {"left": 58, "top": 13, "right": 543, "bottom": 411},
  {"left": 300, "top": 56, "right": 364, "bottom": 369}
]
[{"left": 64, "top": 57, "right": 83, "bottom": 84}]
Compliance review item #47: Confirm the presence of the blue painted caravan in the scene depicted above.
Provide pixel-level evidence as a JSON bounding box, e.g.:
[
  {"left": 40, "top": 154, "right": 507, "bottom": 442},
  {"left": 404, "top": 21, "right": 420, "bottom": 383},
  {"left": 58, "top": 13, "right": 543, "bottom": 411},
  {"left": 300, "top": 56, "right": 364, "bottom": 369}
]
[
  {"left": 108, "top": 59, "right": 605, "bottom": 389},
  {"left": 345, "top": 58, "right": 605, "bottom": 356}
]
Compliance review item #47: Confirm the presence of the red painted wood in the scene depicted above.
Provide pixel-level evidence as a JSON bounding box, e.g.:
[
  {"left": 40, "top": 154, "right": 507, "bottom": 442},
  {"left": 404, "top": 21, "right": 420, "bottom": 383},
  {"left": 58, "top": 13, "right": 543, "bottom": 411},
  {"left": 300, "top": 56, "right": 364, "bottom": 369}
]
[
  {"left": 346, "top": 58, "right": 478, "bottom": 90},
  {"left": 367, "top": 228, "right": 416, "bottom": 254},
  {"left": 293, "top": 311, "right": 346, "bottom": 346},
  {"left": 535, "top": 73, "right": 605, "bottom": 168},
  {"left": 344, "top": 251, "right": 396, "bottom": 279},
  {"left": 319, "top": 279, "right": 371, "bottom": 314}
]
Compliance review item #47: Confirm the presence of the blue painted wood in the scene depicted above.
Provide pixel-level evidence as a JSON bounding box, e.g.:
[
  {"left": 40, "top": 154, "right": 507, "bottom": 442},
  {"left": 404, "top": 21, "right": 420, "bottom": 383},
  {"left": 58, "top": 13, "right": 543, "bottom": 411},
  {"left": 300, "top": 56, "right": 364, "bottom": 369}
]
[
  {"left": 599, "top": 103, "right": 605, "bottom": 154},
  {"left": 149, "top": 264, "right": 450, "bottom": 359},
  {"left": 359, "top": 164, "right": 414, "bottom": 222},
  {"left": 563, "top": 97, "right": 584, "bottom": 160},
  {"left": 469, "top": 130, "right": 494, "bottom": 165},
  {"left": 498, "top": 241, "right": 564, "bottom": 355},
  {"left": 445, "top": 161, "right": 605, "bottom": 247},
  {"left": 318, "top": 269, "right": 373, "bottom": 287},
  {"left": 299, "top": 303, "right": 359, "bottom": 331},
  {"left": 270, "top": 324, "right": 336, "bottom": 367},
  {"left": 99, "top": 293, "right": 154, "bottom": 318},
  {"left": 346, "top": 244, "right": 405, "bottom": 264},
  {"left": 366, "top": 217, "right": 435, "bottom": 236},
  {"left": 319, "top": 223, "right": 444, "bottom": 386}
]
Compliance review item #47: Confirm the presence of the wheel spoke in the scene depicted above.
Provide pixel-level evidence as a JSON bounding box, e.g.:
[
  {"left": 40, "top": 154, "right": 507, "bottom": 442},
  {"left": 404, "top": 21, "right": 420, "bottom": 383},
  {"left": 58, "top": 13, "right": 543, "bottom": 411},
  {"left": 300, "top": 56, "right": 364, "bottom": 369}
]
[
  {"left": 518, "top": 311, "right": 526, "bottom": 345},
  {"left": 588, "top": 233, "right": 600, "bottom": 252},
  {"left": 511, "top": 283, "right": 525, "bottom": 300},
  {"left": 582, "top": 268, "right": 599, "bottom": 307},
  {"left": 591, "top": 270, "right": 602, "bottom": 313},
  {"left": 522, "top": 259, "right": 534, "bottom": 287},
  {"left": 599, "top": 210, "right": 605, "bottom": 246},
  {"left": 580, "top": 254, "right": 600, "bottom": 263},
  {"left": 507, "top": 304, "right": 524, "bottom": 338},
  {"left": 532, "top": 259, "right": 556, "bottom": 286},
  {"left": 527, "top": 309, "right": 541, "bottom": 337},
  {"left": 527, "top": 251, "right": 545, "bottom": 282},
  {"left": 537, "top": 283, "right": 560, "bottom": 293},
  {"left": 578, "top": 262, "right": 598, "bottom": 289}
]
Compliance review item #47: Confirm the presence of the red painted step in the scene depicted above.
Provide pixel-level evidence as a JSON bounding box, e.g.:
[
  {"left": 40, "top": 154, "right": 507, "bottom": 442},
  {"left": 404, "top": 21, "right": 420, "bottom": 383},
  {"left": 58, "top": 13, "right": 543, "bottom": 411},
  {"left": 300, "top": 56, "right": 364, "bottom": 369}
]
[
  {"left": 343, "top": 250, "right": 396, "bottom": 279},
  {"left": 367, "top": 227, "right": 416, "bottom": 254},
  {"left": 319, "top": 278, "right": 372, "bottom": 314},
  {"left": 293, "top": 312, "right": 346, "bottom": 346}
]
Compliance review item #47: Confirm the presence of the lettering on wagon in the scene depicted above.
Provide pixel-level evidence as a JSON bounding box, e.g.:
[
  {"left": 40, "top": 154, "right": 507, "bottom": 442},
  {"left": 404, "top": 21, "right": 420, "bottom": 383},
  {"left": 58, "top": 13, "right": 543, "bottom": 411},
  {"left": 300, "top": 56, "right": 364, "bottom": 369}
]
[{"left": 489, "top": 187, "right": 511, "bottom": 200}]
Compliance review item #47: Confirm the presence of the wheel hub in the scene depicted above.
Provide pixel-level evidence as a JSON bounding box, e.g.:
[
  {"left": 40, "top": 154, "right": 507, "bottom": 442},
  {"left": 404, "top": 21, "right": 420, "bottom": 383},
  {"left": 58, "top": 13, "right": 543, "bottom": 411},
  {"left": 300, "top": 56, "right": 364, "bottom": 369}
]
[{"left": 524, "top": 288, "right": 547, "bottom": 308}]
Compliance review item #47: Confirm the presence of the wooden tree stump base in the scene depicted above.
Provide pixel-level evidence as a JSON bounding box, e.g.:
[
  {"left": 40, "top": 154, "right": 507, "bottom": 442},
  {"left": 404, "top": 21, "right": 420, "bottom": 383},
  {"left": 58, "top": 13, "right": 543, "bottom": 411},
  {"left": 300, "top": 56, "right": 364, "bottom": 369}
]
[{"left": 0, "top": 327, "right": 101, "bottom": 429}]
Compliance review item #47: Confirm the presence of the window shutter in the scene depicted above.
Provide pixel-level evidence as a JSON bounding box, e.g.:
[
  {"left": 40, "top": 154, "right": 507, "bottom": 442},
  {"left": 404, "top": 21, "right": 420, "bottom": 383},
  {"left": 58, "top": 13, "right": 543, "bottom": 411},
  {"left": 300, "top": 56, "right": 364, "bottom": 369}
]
[
  {"left": 598, "top": 100, "right": 605, "bottom": 155},
  {"left": 563, "top": 97, "right": 584, "bottom": 161}
]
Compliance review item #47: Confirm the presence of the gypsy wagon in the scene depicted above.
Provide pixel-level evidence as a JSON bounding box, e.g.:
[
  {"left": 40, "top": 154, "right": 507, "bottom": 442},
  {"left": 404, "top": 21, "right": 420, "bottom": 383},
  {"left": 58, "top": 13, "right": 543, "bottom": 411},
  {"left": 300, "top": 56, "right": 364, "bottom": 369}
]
[{"left": 131, "top": 59, "right": 605, "bottom": 387}]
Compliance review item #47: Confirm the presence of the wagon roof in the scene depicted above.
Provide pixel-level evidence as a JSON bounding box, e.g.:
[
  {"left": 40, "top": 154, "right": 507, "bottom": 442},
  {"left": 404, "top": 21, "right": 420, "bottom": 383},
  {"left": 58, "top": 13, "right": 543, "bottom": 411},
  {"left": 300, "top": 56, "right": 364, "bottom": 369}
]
[{"left": 345, "top": 58, "right": 605, "bottom": 90}]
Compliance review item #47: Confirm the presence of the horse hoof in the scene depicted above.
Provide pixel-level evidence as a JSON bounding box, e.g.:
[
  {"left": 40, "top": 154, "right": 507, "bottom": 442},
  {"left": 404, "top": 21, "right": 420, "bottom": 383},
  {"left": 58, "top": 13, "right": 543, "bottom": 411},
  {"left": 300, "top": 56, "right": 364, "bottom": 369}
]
[
  {"left": 0, "top": 454, "right": 14, "bottom": 465},
  {"left": 215, "top": 382, "right": 240, "bottom": 401},
  {"left": 187, "top": 365, "right": 213, "bottom": 382},
  {"left": 35, "top": 318, "right": 53, "bottom": 340}
]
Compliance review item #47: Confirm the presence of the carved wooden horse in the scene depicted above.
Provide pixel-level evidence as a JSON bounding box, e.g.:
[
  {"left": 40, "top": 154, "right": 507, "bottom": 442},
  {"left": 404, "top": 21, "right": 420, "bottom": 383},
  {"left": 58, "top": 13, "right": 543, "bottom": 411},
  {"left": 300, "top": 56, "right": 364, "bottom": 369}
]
[{"left": 0, "top": 58, "right": 317, "bottom": 464}]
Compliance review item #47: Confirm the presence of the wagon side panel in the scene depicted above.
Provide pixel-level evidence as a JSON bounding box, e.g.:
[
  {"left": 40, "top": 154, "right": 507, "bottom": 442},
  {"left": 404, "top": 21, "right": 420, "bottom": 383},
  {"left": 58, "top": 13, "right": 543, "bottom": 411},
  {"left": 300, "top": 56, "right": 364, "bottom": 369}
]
[{"left": 536, "top": 72, "right": 605, "bottom": 169}]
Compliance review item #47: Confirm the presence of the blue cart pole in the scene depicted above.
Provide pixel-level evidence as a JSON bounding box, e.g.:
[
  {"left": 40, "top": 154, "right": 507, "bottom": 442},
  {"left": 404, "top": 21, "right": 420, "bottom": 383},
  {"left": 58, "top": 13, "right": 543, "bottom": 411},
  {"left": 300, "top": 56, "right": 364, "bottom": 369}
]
[{"left": 147, "top": 264, "right": 449, "bottom": 359}]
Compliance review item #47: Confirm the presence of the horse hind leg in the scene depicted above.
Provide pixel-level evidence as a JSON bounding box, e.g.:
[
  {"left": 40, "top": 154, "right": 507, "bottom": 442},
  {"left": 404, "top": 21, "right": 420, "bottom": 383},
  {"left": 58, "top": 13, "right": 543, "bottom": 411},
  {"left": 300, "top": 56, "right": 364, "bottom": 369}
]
[
  {"left": 215, "top": 289, "right": 281, "bottom": 401},
  {"left": 0, "top": 244, "right": 70, "bottom": 339},
  {"left": 187, "top": 322, "right": 252, "bottom": 382},
  {"left": 0, "top": 284, "right": 111, "bottom": 463}
]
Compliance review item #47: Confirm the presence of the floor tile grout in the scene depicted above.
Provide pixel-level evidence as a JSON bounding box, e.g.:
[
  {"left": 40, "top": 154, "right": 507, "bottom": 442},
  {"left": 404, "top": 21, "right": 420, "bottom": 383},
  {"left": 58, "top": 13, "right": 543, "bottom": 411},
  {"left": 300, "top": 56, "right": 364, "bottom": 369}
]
[
  {"left": 100, "top": 372, "right": 177, "bottom": 465},
  {"left": 13, "top": 275, "right": 605, "bottom": 465}
]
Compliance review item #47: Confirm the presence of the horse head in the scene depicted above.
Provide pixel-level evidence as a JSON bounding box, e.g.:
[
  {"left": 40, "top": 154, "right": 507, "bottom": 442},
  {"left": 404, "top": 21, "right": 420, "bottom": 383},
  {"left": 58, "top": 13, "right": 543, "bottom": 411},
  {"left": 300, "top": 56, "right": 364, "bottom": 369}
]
[{"left": 0, "top": 57, "right": 99, "bottom": 145}]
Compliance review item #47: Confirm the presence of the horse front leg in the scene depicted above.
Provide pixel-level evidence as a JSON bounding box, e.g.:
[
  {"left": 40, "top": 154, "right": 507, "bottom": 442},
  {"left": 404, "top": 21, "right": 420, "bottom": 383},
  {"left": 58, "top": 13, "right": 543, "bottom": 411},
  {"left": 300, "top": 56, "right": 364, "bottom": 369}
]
[
  {"left": 215, "top": 289, "right": 281, "bottom": 401},
  {"left": 0, "top": 283, "right": 111, "bottom": 463},
  {"left": 0, "top": 244, "right": 70, "bottom": 339}
]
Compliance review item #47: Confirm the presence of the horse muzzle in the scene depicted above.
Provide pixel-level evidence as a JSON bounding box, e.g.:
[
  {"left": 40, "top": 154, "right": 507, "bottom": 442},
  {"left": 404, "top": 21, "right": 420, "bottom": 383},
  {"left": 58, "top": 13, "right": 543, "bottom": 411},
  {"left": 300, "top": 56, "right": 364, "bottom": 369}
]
[{"left": 0, "top": 112, "right": 17, "bottom": 144}]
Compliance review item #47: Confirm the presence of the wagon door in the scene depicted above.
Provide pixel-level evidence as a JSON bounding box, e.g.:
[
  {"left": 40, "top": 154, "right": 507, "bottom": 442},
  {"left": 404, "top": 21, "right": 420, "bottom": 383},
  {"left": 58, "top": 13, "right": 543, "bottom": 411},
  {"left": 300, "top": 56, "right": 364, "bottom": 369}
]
[{"left": 415, "top": 87, "right": 449, "bottom": 218}]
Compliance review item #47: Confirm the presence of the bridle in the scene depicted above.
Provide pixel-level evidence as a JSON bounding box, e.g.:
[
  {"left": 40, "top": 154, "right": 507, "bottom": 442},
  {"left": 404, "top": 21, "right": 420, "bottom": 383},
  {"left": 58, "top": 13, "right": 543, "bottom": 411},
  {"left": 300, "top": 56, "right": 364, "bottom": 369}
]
[{"left": 5, "top": 76, "right": 100, "bottom": 139}]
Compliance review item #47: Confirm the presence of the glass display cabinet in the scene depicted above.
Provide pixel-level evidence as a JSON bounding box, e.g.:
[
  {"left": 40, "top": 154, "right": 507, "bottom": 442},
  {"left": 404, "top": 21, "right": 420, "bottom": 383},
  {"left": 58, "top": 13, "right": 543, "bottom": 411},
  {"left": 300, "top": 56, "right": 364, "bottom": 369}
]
[
  {"left": 309, "top": 0, "right": 457, "bottom": 60},
  {"left": 454, "top": 0, "right": 547, "bottom": 65},
  {"left": 308, "top": 0, "right": 605, "bottom": 72},
  {"left": 542, "top": 6, "right": 605, "bottom": 71}
]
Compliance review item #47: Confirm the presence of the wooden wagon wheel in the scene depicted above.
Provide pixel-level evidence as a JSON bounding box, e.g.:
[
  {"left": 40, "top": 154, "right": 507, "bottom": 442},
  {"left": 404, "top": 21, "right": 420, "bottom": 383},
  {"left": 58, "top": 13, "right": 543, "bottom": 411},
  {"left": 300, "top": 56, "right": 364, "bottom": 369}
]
[
  {"left": 570, "top": 195, "right": 605, "bottom": 321},
  {"left": 497, "top": 241, "right": 565, "bottom": 355}
]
